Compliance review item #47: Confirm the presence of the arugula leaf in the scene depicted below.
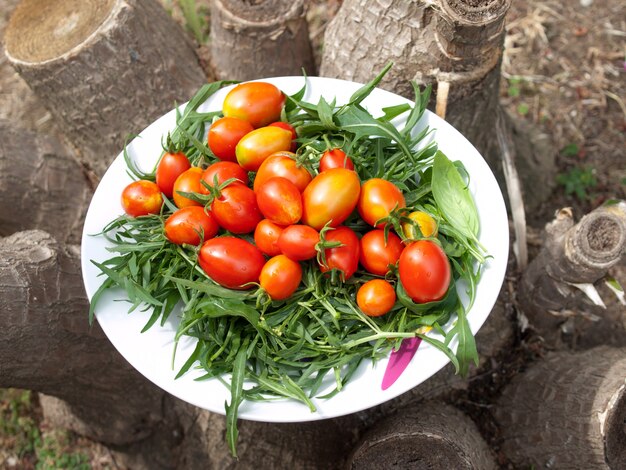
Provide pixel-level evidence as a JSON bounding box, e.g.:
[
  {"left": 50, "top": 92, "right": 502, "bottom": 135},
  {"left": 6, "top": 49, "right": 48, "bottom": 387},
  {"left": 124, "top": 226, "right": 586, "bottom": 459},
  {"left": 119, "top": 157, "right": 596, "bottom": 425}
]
[
  {"left": 335, "top": 106, "right": 412, "bottom": 159},
  {"left": 445, "top": 307, "right": 479, "bottom": 376},
  {"left": 226, "top": 341, "right": 248, "bottom": 457}
]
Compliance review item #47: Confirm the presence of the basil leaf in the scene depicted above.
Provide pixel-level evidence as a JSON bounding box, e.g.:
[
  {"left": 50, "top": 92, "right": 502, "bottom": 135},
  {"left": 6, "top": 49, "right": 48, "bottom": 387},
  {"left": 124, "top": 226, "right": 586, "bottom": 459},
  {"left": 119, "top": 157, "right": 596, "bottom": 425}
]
[{"left": 432, "top": 151, "right": 479, "bottom": 240}]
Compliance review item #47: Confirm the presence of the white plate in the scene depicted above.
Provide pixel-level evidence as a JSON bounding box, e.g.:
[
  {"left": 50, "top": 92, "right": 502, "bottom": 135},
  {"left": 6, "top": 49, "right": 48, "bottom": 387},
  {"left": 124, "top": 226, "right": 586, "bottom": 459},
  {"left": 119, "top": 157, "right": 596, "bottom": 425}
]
[{"left": 81, "top": 77, "right": 509, "bottom": 423}]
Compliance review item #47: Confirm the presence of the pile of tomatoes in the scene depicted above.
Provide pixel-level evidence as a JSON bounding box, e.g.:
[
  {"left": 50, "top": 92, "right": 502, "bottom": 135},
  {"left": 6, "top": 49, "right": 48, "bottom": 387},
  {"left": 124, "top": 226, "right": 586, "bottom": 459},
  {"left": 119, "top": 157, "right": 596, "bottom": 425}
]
[{"left": 120, "top": 82, "right": 451, "bottom": 317}]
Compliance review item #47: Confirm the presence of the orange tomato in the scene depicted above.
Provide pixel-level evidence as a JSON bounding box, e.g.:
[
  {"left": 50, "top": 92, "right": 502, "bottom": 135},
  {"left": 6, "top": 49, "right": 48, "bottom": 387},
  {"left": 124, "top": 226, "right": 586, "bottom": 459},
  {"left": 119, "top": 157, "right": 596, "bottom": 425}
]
[
  {"left": 208, "top": 117, "right": 254, "bottom": 162},
  {"left": 358, "top": 178, "right": 406, "bottom": 227},
  {"left": 259, "top": 255, "right": 303, "bottom": 300},
  {"left": 357, "top": 279, "right": 396, "bottom": 317},
  {"left": 236, "top": 126, "right": 293, "bottom": 171},
  {"left": 164, "top": 206, "right": 218, "bottom": 245},
  {"left": 254, "top": 219, "right": 285, "bottom": 256},
  {"left": 256, "top": 177, "right": 302, "bottom": 226},
  {"left": 121, "top": 180, "right": 163, "bottom": 217},
  {"left": 359, "top": 230, "right": 404, "bottom": 276},
  {"left": 172, "top": 167, "right": 204, "bottom": 208},
  {"left": 222, "top": 82, "right": 285, "bottom": 128},
  {"left": 253, "top": 152, "right": 312, "bottom": 193},
  {"left": 301, "top": 168, "right": 360, "bottom": 230}
]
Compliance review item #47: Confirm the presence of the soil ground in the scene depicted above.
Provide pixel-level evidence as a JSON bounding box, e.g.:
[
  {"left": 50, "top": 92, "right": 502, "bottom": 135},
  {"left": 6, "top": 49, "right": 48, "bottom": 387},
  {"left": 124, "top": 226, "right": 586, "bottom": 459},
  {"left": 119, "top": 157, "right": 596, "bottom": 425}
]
[{"left": 0, "top": 0, "right": 624, "bottom": 468}]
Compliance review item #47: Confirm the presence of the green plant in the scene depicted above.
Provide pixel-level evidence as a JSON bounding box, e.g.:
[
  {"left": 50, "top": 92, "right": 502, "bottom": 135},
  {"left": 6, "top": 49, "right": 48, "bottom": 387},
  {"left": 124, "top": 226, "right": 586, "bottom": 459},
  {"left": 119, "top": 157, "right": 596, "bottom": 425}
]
[
  {"left": 561, "top": 142, "right": 580, "bottom": 157},
  {"left": 1, "top": 389, "right": 90, "bottom": 468},
  {"left": 179, "top": 0, "right": 207, "bottom": 44},
  {"left": 507, "top": 77, "right": 521, "bottom": 97},
  {"left": 556, "top": 166, "right": 597, "bottom": 201},
  {"left": 35, "top": 432, "right": 90, "bottom": 470},
  {"left": 517, "top": 103, "right": 530, "bottom": 116}
]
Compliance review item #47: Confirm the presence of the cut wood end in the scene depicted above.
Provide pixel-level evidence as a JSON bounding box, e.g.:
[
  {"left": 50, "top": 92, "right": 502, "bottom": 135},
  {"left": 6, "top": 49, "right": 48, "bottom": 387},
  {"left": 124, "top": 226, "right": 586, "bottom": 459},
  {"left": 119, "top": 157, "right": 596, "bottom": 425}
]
[
  {"left": 5, "top": 0, "right": 117, "bottom": 64},
  {"left": 440, "top": 0, "right": 511, "bottom": 25}
]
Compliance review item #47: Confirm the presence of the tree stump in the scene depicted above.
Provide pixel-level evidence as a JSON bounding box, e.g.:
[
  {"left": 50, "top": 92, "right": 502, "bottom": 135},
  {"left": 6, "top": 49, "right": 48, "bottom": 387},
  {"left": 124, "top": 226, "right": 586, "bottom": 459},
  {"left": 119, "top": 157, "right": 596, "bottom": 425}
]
[
  {"left": 519, "top": 203, "right": 626, "bottom": 348},
  {"left": 494, "top": 346, "right": 626, "bottom": 469},
  {"left": 210, "top": 0, "right": 315, "bottom": 81},
  {"left": 4, "top": 0, "right": 207, "bottom": 178},
  {"left": 350, "top": 401, "right": 497, "bottom": 469},
  {"left": 0, "top": 121, "right": 91, "bottom": 243}
]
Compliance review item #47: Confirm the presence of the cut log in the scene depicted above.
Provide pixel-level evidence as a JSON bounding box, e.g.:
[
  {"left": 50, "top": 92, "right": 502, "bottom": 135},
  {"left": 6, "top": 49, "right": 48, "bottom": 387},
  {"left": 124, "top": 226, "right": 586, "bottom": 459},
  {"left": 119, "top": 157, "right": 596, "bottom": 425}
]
[
  {"left": 494, "top": 346, "right": 626, "bottom": 469},
  {"left": 519, "top": 203, "right": 626, "bottom": 348},
  {"left": 4, "top": 0, "right": 207, "bottom": 178},
  {"left": 320, "top": 0, "right": 509, "bottom": 163},
  {"left": 0, "top": 121, "right": 91, "bottom": 243},
  {"left": 210, "top": 0, "right": 315, "bottom": 81},
  {"left": 0, "top": 231, "right": 168, "bottom": 448},
  {"left": 349, "top": 401, "right": 497, "bottom": 469},
  {"left": 320, "top": 0, "right": 556, "bottom": 212}
]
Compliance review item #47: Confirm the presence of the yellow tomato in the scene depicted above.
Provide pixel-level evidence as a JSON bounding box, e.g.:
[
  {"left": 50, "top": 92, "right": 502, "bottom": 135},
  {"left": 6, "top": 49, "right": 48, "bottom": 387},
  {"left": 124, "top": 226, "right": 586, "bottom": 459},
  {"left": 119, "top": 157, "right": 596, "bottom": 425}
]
[{"left": 402, "top": 211, "right": 438, "bottom": 239}]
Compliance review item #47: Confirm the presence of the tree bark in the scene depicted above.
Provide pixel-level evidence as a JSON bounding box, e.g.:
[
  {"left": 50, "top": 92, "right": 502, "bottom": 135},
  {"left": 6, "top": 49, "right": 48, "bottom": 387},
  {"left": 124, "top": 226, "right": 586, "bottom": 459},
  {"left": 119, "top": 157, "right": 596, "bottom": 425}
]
[
  {"left": 349, "top": 401, "right": 497, "bottom": 469},
  {"left": 493, "top": 346, "right": 626, "bottom": 469},
  {"left": 210, "top": 0, "right": 315, "bottom": 81},
  {"left": 4, "top": 0, "right": 207, "bottom": 179},
  {"left": 519, "top": 203, "right": 626, "bottom": 348},
  {"left": 0, "top": 121, "right": 91, "bottom": 243}
]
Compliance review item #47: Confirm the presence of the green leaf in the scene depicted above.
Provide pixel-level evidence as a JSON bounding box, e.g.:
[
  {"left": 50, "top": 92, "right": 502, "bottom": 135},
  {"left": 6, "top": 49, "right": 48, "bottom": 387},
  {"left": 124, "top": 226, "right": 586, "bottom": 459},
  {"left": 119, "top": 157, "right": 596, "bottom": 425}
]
[
  {"left": 445, "top": 307, "right": 479, "bottom": 376},
  {"left": 317, "top": 96, "right": 337, "bottom": 130},
  {"left": 396, "top": 281, "right": 457, "bottom": 325},
  {"left": 378, "top": 104, "right": 411, "bottom": 122},
  {"left": 432, "top": 151, "right": 479, "bottom": 241},
  {"left": 417, "top": 334, "right": 460, "bottom": 373},
  {"left": 343, "top": 62, "right": 393, "bottom": 109},
  {"left": 401, "top": 82, "right": 431, "bottom": 137},
  {"left": 175, "top": 340, "right": 203, "bottom": 379},
  {"left": 225, "top": 341, "right": 248, "bottom": 457},
  {"left": 335, "top": 106, "right": 412, "bottom": 159}
]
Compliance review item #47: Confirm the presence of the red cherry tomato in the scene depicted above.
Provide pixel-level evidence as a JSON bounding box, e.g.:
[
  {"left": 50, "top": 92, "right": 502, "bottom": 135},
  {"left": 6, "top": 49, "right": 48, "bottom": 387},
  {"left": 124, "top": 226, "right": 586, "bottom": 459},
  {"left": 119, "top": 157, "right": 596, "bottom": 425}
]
[
  {"left": 256, "top": 177, "right": 302, "bottom": 226},
  {"left": 301, "top": 168, "right": 361, "bottom": 230},
  {"left": 211, "top": 184, "right": 262, "bottom": 234},
  {"left": 259, "top": 255, "right": 303, "bottom": 300},
  {"left": 198, "top": 237, "right": 265, "bottom": 289},
  {"left": 277, "top": 225, "right": 319, "bottom": 261},
  {"left": 200, "top": 161, "right": 248, "bottom": 194},
  {"left": 121, "top": 180, "right": 163, "bottom": 217},
  {"left": 359, "top": 230, "right": 404, "bottom": 276},
  {"left": 319, "top": 148, "right": 354, "bottom": 172},
  {"left": 254, "top": 219, "right": 284, "bottom": 256},
  {"left": 319, "top": 226, "right": 360, "bottom": 281},
  {"left": 269, "top": 122, "right": 297, "bottom": 151},
  {"left": 253, "top": 151, "right": 312, "bottom": 193},
  {"left": 173, "top": 167, "right": 204, "bottom": 208},
  {"left": 398, "top": 240, "right": 451, "bottom": 303},
  {"left": 156, "top": 152, "right": 191, "bottom": 198},
  {"left": 164, "top": 206, "right": 218, "bottom": 245},
  {"left": 358, "top": 178, "right": 406, "bottom": 227},
  {"left": 236, "top": 126, "right": 293, "bottom": 171},
  {"left": 208, "top": 117, "right": 254, "bottom": 162},
  {"left": 357, "top": 280, "right": 396, "bottom": 317},
  {"left": 222, "top": 82, "right": 285, "bottom": 128}
]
